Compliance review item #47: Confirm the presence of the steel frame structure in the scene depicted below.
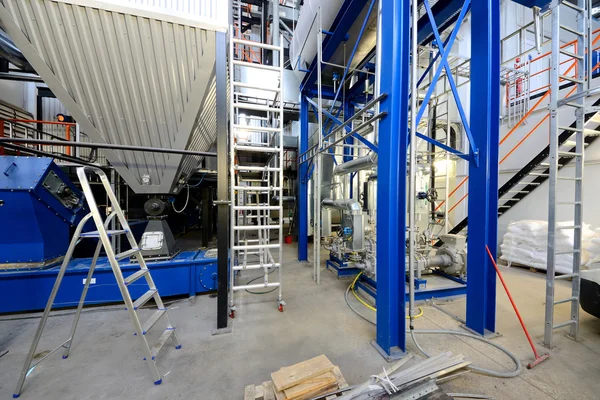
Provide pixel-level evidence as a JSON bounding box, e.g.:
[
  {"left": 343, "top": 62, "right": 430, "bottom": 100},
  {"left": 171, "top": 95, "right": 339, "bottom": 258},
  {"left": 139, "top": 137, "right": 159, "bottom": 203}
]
[{"left": 297, "top": 0, "right": 500, "bottom": 358}]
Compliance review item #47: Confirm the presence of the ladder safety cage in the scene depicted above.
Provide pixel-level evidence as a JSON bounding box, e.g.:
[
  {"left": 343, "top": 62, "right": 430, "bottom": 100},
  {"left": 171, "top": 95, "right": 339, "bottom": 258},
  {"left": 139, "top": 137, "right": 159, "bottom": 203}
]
[
  {"left": 228, "top": 27, "right": 286, "bottom": 316},
  {"left": 13, "top": 167, "right": 181, "bottom": 398}
]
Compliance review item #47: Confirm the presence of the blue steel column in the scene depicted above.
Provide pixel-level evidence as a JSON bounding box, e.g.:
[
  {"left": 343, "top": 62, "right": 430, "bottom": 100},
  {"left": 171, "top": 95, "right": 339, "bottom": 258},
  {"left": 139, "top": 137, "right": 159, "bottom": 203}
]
[
  {"left": 375, "top": 0, "right": 410, "bottom": 357},
  {"left": 466, "top": 0, "right": 500, "bottom": 335},
  {"left": 298, "top": 94, "right": 309, "bottom": 261}
]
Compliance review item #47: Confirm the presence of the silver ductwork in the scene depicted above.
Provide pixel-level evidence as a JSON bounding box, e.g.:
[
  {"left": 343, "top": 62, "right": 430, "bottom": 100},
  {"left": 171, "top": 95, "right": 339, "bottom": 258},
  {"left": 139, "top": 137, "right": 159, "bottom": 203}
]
[
  {"left": 0, "top": 29, "right": 34, "bottom": 73},
  {"left": 333, "top": 152, "right": 378, "bottom": 175},
  {"left": 321, "top": 198, "right": 362, "bottom": 215}
]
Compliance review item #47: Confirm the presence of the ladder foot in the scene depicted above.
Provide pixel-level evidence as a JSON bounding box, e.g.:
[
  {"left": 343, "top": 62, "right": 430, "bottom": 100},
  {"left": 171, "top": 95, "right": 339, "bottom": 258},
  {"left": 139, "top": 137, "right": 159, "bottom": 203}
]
[
  {"left": 62, "top": 355, "right": 68, "bottom": 359},
  {"left": 175, "top": 345, "right": 182, "bottom": 350},
  {"left": 154, "top": 379, "right": 162, "bottom": 385},
  {"left": 13, "top": 394, "right": 20, "bottom": 398},
  {"left": 278, "top": 304, "right": 284, "bottom": 312},
  {"left": 229, "top": 310, "right": 235, "bottom": 319}
]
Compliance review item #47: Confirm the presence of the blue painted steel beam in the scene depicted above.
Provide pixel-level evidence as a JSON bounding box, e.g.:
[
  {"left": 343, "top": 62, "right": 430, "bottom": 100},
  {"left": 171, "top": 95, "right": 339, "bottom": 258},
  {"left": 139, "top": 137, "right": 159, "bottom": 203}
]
[
  {"left": 298, "top": 95, "right": 309, "bottom": 261},
  {"left": 376, "top": 0, "right": 410, "bottom": 357},
  {"left": 466, "top": 0, "right": 500, "bottom": 335},
  {"left": 417, "top": 0, "right": 466, "bottom": 46}
]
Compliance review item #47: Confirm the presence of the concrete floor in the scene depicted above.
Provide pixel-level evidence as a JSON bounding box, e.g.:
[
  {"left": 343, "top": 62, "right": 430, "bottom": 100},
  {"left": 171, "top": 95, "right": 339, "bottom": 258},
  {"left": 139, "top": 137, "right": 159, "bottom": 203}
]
[{"left": 1, "top": 243, "right": 599, "bottom": 399}]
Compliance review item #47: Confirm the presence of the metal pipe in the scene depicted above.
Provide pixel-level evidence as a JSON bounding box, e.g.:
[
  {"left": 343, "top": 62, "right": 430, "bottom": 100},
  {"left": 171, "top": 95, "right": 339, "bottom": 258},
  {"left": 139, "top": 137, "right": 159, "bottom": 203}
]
[
  {"left": 0, "top": 137, "right": 217, "bottom": 157},
  {"left": 408, "top": 0, "right": 418, "bottom": 328},
  {"left": 321, "top": 198, "right": 362, "bottom": 215},
  {"left": 0, "top": 29, "right": 35, "bottom": 73},
  {"left": 333, "top": 152, "right": 378, "bottom": 175}
]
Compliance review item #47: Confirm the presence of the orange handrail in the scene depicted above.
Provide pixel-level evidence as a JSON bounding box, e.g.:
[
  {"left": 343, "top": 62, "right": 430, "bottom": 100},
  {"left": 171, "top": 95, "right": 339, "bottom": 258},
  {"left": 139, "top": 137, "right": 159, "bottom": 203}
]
[
  {"left": 437, "top": 54, "right": 600, "bottom": 214},
  {"left": 3, "top": 118, "right": 75, "bottom": 156}
]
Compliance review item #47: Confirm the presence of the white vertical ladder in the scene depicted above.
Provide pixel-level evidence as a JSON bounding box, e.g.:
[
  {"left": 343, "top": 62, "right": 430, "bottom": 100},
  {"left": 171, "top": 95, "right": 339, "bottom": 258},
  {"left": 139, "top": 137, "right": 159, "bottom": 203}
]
[
  {"left": 228, "top": 30, "right": 285, "bottom": 317},
  {"left": 13, "top": 167, "right": 180, "bottom": 398},
  {"left": 545, "top": 0, "right": 590, "bottom": 348}
]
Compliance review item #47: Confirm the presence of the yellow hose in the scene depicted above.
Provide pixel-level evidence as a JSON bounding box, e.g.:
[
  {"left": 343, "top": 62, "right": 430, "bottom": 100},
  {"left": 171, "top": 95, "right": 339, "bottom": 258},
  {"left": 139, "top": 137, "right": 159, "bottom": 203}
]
[{"left": 351, "top": 272, "right": 424, "bottom": 318}]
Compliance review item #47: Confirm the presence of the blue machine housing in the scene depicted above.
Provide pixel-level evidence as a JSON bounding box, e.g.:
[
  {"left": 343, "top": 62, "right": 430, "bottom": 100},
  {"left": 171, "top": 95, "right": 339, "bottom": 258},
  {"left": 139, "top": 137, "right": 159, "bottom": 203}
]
[
  {"left": 0, "top": 156, "right": 86, "bottom": 266},
  {"left": 0, "top": 250, "right": 218, "bottom": 313}
]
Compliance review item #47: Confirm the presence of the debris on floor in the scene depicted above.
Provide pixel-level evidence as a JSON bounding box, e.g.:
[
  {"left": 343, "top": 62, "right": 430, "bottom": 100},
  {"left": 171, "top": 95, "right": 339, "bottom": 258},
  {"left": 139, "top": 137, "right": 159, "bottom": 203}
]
[
  {"left": 244, "top": 355, "right": 349, "bottom": 400},
  {"left": 335, "top": 352, "right": 474, "bottom": 399}
]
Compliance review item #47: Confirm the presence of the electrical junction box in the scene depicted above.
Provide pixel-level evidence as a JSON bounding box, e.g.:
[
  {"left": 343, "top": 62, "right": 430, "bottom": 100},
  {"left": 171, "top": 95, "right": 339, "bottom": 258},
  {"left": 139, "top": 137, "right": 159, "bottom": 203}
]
[
  {"left": 438, "top": 234, "right": 466, "bottom": 252},
  {"left": 0, "top": 156, "right": 86, "bottom": 268}
]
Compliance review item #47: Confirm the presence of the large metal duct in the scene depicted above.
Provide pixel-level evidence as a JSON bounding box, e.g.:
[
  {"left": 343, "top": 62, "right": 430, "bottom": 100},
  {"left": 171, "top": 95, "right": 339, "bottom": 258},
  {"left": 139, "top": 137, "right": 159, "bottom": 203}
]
[
  {"left": 333, "top": 152, "right": 377, "bottom": 175},
  {"left": 0, "top": 29, "right": 34, "bottom": 73},
  {"left": 321, "top": 198, "right": 362, "bottom": 215},
  {"left": 0, "top": 0, "right": 227, "bottom": 195}
]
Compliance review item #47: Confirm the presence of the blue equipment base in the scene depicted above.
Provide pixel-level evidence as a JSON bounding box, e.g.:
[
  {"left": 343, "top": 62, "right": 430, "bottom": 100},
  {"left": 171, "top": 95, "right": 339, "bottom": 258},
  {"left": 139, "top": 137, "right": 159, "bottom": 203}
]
[
  {"left": 356, "top": 272, "right": 467, "bottom": 303},
  {"left": 0, "top": 250, "right": 217, "bottom": 314},
  {"left": 326, "top": 254, "right": 361, "bottom": 278}
]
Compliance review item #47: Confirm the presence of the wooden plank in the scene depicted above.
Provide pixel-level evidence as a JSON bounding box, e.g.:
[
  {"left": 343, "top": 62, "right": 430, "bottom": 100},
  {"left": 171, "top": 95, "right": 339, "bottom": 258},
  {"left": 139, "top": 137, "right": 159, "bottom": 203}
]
[
  {"left": 283, "top": 372, "right": 337, "bottom": 400},
  {"left": 244, "top": 384, "right": 256, "bottom": 400},
  {"left": 331, "top": 366, "right": 348, "bottom": 389},
  {"left": 262, "top": 381, "right": 275, "bottom": 400},
  {"left": 273, "top": 385, "right": 286, "bottom": 400},
  {"left": 271, "top": 355, "right": 335, "bottom": 391}
]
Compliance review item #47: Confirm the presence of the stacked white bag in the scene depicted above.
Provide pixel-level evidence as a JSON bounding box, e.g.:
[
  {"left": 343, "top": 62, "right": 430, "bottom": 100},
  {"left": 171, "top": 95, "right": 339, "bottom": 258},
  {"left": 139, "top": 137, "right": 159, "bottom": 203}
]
[
  {"left": 585, "top": 228, "right": 600, "bottom": 268},
  {"left": 500, "top": 220, "right": 594, "bottom": 274}
]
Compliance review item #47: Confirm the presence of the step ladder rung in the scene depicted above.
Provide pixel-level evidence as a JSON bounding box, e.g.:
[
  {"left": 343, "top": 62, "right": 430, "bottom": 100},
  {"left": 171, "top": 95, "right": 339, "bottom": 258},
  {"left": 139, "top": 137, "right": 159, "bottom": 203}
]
[
  {"left": 555, "top": 273, "right": 578, "bottom": 280},
  {"left": 233, "top": 225, "right": 281, "bottom": 230},
  {"left": 555, "top": 250, "right": 580, "bottom": 255},
  {"left": 233, "top": 102, "right": 282, "bottom": 113},
  {"left": 559, "top": 48, "right": 583, "bottom": 60},
  {"left": 584, "top": 129, "right": 600, "bottom": 137},
  {"left": 80, "top": 229, "right": 127, "bottom": 238},
  {"left": 232, "top": 59, "right": 281, "bottom": 72},
  {"left": 233, "top": 186, "right": 274, "bottom": 191},
  {"left": 556, "top": 225, "right": 580, "bottom": 230},
  {"left": 234, "top": 144, "right": 280, "bottom": 153},
  {"left": 506, "top": 190, "right": 530, "bottom": 194},
  {"left": 562, "top": 1, "right": 584, "bottom": 12},
  {"left": 557, "top": 201, "right": 582, "bottom": 205},
  {"left": 499, "top": 205, "right": 511, "bottom": 209},
  {"left": 232, "top": 282, "right": 280, "bottom": 292},
  {"left": 115, "top": 248, "right": 140, "bottom": 261},
  {"left": 235, "top": 165, "right": 281, "bottom": 172},
  {"left": 559, "top": 74, "right": 583, "bottom": 84},
  {"left": 553, "top": 297, "right": 578, "bottom": 305},
  {"left": 557, "top": 176, "right": 582, "bottom": 181},
  {"left": 515, "top": 182, "right": 541, "bottom": 186},
  {"left": 133, "top": 289, "right": 157, "bottom": 310},
  {"left": 560, "top": 140, "right": 578, "bottom": 147},
  {"left": 150, "top": 327, "right": 176, "bottom": 360},
  {"left": 233, "top": 263, "right": 281, "bottom": 271},
  {"left": 553, "top": 320, "right": 577, "bottom": 330},
  {"left": 232, "top": 81, "right": 281, "bottom": 92},
  {"left": 233, "top": 206, "right": 280, "bottom": 211},
  {"left": 560, "top": 126, "right": 583, "bottom": 133},
  {"left": 124, "top": 269, "right": 149, "bottom": 285},
  {"left": 529, "top": 172, "right": 549, "bottom": 177},
  {"left": 559, "top": 25, "right": 584, "bottom": 37},
  {"left": 142, "top": 309, "right": 167, "bottom": 335},
  {"left": 232, "top": 124, "right": 281, "bottom": 133},
  {"left": 558, "top": 151, "right": 582, "bottom": 157},
  {"left": 233, "top": 243, "right": 281, "bottom": 250}
]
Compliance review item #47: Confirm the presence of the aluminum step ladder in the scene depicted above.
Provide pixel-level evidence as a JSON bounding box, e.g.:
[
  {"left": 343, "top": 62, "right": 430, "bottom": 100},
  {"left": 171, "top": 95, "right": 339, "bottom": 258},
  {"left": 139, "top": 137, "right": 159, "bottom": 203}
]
[
  {"left": 228, "top": 30, "right": 285, "bottom": 317},
  {"left": 545, "top": 0, "right": 591, "bottom": 348},
  {"left": 13, "top": 167, "right": 180, "bottom": 398}
]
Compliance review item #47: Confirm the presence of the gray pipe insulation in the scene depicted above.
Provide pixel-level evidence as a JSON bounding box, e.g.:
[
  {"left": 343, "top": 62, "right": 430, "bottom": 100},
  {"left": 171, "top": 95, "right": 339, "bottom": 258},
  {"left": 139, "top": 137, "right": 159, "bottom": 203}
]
[
  {"left": 321, "top": 198, "right": 362, "bottom": 215},
  {"left": 0, "top": 29, "right": 35, "bottom": 73},
  {"left": 333, "top": 153, "right": 378, "bottom": 175}
]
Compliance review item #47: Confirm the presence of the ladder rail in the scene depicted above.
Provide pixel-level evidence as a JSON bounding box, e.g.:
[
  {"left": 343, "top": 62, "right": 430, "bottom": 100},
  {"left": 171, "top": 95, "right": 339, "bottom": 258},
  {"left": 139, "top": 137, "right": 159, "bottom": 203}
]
[{"left": 544, "top": 0, "right": 587, "bottom": 348}]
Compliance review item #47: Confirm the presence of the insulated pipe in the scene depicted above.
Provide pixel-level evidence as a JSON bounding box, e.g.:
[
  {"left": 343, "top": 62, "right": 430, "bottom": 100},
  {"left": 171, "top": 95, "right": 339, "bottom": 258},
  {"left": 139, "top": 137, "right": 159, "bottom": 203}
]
[
  {"left": 0, "top": 29, "right": 35, "bottom": 73},
  {"left": 321, "top": 198, "right": 362, "bottom": 215},
  {"left": 333, "top": 153, "right": 378, "bottom": 175},
  {"left": 408, "top": 0, "right": 418, "bottom": 329}
]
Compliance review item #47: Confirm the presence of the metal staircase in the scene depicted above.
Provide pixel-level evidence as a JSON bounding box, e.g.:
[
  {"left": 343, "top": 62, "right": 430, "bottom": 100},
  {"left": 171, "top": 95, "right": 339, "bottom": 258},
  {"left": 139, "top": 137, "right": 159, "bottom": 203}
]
[
  {"left": 228, "top": 31, "right": 285, "bottom": 317},
  {"left": 13, "top": 167, "right": 180, "bottom": 398}
]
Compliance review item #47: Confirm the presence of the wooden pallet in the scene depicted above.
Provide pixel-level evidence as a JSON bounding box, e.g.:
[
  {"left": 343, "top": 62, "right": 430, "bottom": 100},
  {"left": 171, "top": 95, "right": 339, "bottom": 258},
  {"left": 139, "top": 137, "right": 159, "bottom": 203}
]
[{"left": 244, "top": 366, "right": 348, "bottom": 400}]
